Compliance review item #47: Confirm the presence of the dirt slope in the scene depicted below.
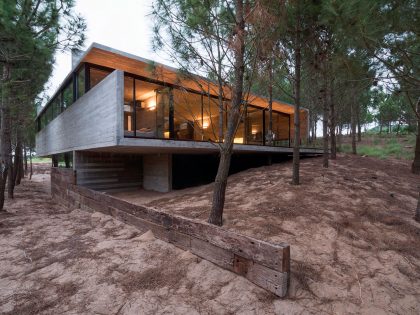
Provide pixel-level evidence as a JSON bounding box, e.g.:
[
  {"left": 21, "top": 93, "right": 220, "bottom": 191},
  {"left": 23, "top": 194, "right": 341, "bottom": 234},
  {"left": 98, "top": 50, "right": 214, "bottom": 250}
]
[{"left": 116, "top": 154, "right": 420, "bottom": 314}]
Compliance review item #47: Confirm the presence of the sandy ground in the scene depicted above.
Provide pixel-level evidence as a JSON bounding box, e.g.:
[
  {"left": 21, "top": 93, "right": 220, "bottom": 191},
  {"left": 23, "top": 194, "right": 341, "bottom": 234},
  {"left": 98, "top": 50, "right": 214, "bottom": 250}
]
[
  {"left": 114, "top": 154, "right": 420, "bottom": 314},
  {"left": 0, "top": 166, "right": 292, "bottom": 315},
  {"left": 0, "top": 157, "right": 419, "bottom": 314}
]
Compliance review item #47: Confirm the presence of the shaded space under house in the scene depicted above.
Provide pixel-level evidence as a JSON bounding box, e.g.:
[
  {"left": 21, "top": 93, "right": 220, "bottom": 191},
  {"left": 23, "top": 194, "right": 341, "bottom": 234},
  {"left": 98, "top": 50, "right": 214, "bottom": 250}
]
[{"left": 36, "top": 43, "right": 322, "bottom": 193}]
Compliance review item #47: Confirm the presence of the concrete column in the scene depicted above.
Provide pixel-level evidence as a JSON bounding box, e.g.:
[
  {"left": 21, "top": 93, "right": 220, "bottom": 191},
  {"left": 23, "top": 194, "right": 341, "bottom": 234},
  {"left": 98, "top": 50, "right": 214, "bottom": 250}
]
[{"left": 143, "top": 153, "right": 172, "bottom": 192}]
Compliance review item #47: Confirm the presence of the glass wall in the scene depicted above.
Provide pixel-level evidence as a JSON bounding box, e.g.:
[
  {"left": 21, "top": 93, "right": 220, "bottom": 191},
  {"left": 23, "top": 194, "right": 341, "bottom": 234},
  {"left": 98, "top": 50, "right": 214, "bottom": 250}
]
[
  {"left": 62, "top": 79, "right": 73, "bottom": 110},
  {"left": 124, "top": 76, "right": 168, "bottom": 138},
  {"left": 246, "top": 106, "right": 264, "bottom": 145},
  {"left": 89, "top": 67, "right": 111, "bottom": 89},
  {"left": 37, "top": 64, "right": 112, "bottom": 132},
  {"left": 76, "top": 67, "right": 85, "bottom": 99},
  {"left": 202, "top": 97, "right": 224, "bottom": 142},
  {"left": 265, "top": 111, "right": 290, "bottom": 146},
  {"left": 122, "top": 73, "right": 292, "bottom": 146},
  {"left": 173, "top": 89, "right": 203, "bottom": 141},
  {"left": 36, "top": 61, "right": 294, "bottom": 148},
  {"left": 234, "top": 116, "right": 245, "bottom": 144}
]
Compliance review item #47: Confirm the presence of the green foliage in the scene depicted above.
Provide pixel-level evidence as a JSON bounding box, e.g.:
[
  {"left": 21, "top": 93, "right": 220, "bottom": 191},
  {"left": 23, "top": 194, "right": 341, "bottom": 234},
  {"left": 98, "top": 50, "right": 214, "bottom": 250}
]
[
  {"left": 340, "top": 134, "right": 415, "bottom": 160},
  {"left": 0, "top": 0, "right": 86, "bottom": 151}
]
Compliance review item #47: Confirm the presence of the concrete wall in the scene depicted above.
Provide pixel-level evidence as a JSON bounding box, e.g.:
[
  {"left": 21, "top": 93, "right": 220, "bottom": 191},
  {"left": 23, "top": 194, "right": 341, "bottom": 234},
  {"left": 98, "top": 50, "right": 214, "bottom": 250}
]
[
  {"left": 36, "top": 70, "right": 124, "bottom": 156},
  {"left": 75, "top": 151, "right": 142, "bottom": 192},
  {"left": 143, "top": 154, "right": 172, "bottom": 192}
]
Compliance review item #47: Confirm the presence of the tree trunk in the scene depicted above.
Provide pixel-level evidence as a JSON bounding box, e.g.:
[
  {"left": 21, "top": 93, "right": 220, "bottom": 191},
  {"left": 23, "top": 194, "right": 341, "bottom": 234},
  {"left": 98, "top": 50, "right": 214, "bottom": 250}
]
[
  {"left": 64, "top": 153, "right": 70, "bottom": 168},
  {"left": 267, "top": 58, "right": 273, "bottom": 147},
  {"left": 209, "top": 150, "right": 232, "bottom": 226},
  {"left": 329, "top": 78, "right": 336, "bottom": 159},
  {"left": 0, "top": 64, "right": 12, "bottom": 210},
  {"left": 24, "top": 146, "right": 28, "bottom": 175},
  {"left": 0, "top": 107, "right": 11, "bottom": 209},
  {"left": 411, "top": 100, "right": 420, "bottom": 174},
  {"left": 323, "top": 103, "right": 329, "bottom": 168},
  {"left": 52, "top": 154, "right": 58, "bottom": 167},
  {"left": 208, "top": 0, "right": 245, "bottom": 226},
  {"left": 337, "top": 123, "right": 343, "bottom": 150},
  {"left": 415, "top": 192, "right": 420, "bottom": 222},
  {"left": 357, "top": 104, "right": 362, "bottom": 142},
  {"left": 351, "top": 93, "right": 357, "bottom": 155},
  {"left": 292, "top": 2, "right": 301, "bottom": 185},
  {"left": 29, "top": 148, "right": 33, "bottom": 180},
  {"left": 14, "top": 128, "right": 23, "bottom": 186},
  {"left": 8, "top": 158, "right": 14, "bottom": 199}
]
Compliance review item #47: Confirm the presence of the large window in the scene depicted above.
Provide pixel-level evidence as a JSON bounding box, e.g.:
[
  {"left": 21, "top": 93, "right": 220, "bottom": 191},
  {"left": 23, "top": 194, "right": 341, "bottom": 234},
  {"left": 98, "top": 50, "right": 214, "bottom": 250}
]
[
  {"left": 202, "top": 97, "right": 224, "bottom": 142},
  {"left": 122, "top": 74, "right": 293, "bottom": 147},
  {"left": 62, "top": 79, "right": 73, "bottom": 110},
  {"left": 246, "top": 106, "right": 264, "bottom": 145},
  {"left": 76, "top": 67, "right": 85, "bottom": 99},
  {"left": 173, "top": 89, "right": 203, "bottom": 141},
  {"left": 37, "top": 63, "right": 114, "bottom": 132},
  {"left": 124, "top": 76, "right": 168, "bottom": 138},
  {"left": 90, "top": 67, "right": 111, "bottom": 89},
  {"left": 265, "top": 111, "right": 290, "bottom": 146}
]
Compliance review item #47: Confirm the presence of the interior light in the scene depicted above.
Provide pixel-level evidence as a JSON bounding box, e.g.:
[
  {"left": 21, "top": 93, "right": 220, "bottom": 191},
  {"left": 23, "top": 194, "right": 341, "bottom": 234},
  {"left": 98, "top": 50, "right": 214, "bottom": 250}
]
[
  {"left": 148, "top": 99, "right": 156, "bottom": 111},
  {"left": 251, "top": 125, "right": 258, "bottom": 135},
  {"left": 203, "top": 121, "right": 209, "bottom": 129},
  {"left": 234, "top": 137, "right": 243, "bottom": 143}
]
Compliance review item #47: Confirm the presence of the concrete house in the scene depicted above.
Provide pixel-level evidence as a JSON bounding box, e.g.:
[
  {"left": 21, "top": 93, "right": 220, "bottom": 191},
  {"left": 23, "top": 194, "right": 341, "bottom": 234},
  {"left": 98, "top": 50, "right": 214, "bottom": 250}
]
[{"left": 36, "top": 43, "right": 321, "bottom": 193}]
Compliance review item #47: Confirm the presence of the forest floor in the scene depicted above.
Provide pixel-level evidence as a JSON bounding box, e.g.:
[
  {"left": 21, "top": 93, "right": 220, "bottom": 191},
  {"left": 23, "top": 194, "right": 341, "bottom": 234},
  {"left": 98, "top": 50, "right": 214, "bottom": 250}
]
[{"left": 0, "top": 155, "right": 419, "bottom": 314}]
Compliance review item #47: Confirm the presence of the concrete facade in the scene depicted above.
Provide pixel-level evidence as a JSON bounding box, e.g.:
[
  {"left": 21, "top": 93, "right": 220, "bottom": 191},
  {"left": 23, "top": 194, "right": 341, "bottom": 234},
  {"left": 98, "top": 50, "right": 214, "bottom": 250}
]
[
  {"left": 35, "top": 70, "right": 123, "bottom": 156},
  {"left": 35, "top": 43, "right": 323, "bottom": 193},
  {"left": 143, "top": 154, "right": 172, "bottom": 192}
]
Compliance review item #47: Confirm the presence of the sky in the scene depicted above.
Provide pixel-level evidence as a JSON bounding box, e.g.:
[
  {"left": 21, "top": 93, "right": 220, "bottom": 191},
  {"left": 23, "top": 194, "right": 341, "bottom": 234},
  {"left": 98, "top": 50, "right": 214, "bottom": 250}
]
[{"left": 44, "top": 0, "right": 171, "bottom": 100}]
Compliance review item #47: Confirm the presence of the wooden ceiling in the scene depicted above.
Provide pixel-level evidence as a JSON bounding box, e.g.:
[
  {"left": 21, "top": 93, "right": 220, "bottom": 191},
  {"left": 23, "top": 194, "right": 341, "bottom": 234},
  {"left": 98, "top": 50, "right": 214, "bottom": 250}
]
[{"left": 82, "top": 46, "right": 302, "bottom": 115}]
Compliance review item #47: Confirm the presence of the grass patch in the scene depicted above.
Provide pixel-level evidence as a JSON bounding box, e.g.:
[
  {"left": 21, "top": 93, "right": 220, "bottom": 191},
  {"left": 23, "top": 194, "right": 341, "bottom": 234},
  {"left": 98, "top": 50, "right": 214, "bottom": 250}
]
[
  {"left": 32, "top": 157, "right": 51, "bottom": 163},
  {"left": 339, "top": 133, "right": 415, "bottom": 160}
]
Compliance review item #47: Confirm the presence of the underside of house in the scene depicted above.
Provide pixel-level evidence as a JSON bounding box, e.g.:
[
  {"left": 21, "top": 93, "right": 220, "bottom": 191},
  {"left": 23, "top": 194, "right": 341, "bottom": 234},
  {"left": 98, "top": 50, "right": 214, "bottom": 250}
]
[{"left": 36, "top": 43, "right": 322, "bottom": 192}]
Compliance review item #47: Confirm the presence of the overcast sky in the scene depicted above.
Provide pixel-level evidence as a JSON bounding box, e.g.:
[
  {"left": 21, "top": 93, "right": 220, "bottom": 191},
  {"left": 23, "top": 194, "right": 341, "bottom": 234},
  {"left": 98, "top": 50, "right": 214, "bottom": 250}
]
[{"left": 45, "top": 0, "right": 171, "bottom": 99}]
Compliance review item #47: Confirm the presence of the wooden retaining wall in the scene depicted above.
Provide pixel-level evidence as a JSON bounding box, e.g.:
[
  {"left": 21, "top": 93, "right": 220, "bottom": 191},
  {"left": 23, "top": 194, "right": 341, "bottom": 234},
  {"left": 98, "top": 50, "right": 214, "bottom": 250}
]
[{"left": 51, "top": 167, "right": 290, "bottom": 297}]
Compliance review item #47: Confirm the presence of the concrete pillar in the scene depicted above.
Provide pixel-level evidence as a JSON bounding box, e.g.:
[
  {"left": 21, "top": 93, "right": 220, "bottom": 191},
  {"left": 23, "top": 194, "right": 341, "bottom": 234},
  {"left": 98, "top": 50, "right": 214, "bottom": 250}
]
[{"left": 143, "top": 154, "right": 172, "bottom": 192}]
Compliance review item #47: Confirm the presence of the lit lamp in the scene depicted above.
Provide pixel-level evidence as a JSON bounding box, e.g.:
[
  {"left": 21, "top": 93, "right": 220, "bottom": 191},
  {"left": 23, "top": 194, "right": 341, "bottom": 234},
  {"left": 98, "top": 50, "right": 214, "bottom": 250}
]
[
  {"left": 202, "top": 120, "right": 209, "bottom": 129},
  {"left": 147, "top": 99, "right": 156, "bottom": 111},
  {"left": 251, "top": 125, "right": 258, "bottom": 135}
]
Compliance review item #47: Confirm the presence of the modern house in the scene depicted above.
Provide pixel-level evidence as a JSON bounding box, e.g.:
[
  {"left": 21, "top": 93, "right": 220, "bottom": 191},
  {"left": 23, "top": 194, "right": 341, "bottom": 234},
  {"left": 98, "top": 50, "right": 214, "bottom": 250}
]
[{"left": 36, "top": 43, "right": 321, "bottom": 193}]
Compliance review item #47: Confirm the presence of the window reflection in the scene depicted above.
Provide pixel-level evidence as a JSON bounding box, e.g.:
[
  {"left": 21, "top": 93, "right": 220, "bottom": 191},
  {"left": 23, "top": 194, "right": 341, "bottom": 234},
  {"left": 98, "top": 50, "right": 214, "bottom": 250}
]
[
  {"left": 265, "top": 111, "right": 290, "bottom": 146},
  {"left": 90, "top": 67, "right": 110, "bottom": 89},
  {"left": 246, "top": 107, "right": 264, "bottom": 145}
]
